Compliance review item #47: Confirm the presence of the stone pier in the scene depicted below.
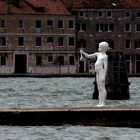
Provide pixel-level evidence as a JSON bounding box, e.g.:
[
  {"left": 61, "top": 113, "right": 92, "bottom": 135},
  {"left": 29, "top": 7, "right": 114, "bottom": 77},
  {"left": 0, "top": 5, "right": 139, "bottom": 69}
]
[{"left": 0, "top": 106, "right": 139, "bottom": 128}]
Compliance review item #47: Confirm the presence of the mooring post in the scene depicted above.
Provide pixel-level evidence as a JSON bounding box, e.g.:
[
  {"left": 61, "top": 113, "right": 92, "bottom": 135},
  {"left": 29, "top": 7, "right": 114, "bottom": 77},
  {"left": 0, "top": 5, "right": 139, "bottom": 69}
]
[{"left": 93, "top": 51, "right": 130, "bottom": 100}]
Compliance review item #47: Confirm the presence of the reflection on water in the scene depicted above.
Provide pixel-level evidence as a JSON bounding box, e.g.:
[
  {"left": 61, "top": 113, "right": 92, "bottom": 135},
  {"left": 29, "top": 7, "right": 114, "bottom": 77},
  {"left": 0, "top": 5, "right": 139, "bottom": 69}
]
[{"left": 0, "top": 77, "right": 139, "bottom": 139}]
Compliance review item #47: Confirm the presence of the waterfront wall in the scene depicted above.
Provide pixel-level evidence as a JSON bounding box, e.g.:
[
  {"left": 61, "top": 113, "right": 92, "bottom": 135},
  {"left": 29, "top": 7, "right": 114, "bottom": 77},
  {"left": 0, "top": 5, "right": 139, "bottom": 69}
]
[
  {"left": 28, "top": 66, "right": 76, "bottom": 74},
  {"left": 0, "top": 66, "right": 76, "bottom": 74},
  {"left": 0, "top": 66, "right": 14, "bottom": 73}
]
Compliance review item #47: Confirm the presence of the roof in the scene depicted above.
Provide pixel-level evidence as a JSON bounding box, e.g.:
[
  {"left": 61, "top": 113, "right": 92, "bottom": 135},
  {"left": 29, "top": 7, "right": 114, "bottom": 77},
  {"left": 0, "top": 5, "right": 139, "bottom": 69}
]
[
  {"left": 61, "top": 0, "right": 140, "bottom": 9},
  {"left": 0, "top": 0, "right": 70, "bottom": 15}
]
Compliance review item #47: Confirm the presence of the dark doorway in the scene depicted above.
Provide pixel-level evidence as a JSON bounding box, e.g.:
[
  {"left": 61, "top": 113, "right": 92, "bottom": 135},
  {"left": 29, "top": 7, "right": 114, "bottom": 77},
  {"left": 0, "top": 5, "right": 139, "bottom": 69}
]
[
  {"left": 58, "top": 56, "right": 64, "bottom": 65},
  {"left": 79, "top": 61, "right": 84, "bottom": 73},
  {"left": 15, "top": 54, "right": 27, "bottom": 73}
]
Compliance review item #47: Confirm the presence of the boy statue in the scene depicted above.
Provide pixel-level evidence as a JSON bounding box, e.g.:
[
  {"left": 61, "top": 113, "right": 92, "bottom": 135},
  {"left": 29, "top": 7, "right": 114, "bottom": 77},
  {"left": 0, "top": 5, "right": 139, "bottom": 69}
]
[{"left": 80, "top": 41, "right": 109, "bottom": 107}]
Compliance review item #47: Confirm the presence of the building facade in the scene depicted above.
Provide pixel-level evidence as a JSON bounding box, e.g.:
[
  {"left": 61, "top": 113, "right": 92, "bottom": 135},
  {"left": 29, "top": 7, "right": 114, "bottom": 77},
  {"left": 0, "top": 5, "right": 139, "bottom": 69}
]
[
  {"left": 1, "top": 0, "right": 140, "bottom": 75},
  {"left": 0, "top": 0, "right": 76, "bottom": 74},
  {"left": 62, "top": 0, "right": 140, "bottom": 74},
  {"left": 75, "top": 8, "right": 140, "bottom": 74}
]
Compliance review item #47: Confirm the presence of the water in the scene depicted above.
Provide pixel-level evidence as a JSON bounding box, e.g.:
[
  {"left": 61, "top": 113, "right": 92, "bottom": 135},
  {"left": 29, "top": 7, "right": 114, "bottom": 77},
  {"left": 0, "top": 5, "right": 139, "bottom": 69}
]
[
  {"left": 0, "top": 77, "right": 139, "bottom": 109},
  {"left": 0, "top": 77, "right": 139, "bottom": 139},
  {"left": 0, "top": 126, "right": 140, "bottom": 140},
  {"left": 0, "top": 77, "right": 95, "bottom": 109}
]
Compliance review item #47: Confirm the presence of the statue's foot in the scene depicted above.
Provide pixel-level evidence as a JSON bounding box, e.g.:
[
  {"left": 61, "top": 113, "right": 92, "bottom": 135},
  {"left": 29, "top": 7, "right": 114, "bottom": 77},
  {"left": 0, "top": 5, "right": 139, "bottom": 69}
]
[
  {"left": 96, "top": 104, "right": 101, "bottom": 107},
  {"left": 96, "top": 103, "right": 105, "bottom": 107}
]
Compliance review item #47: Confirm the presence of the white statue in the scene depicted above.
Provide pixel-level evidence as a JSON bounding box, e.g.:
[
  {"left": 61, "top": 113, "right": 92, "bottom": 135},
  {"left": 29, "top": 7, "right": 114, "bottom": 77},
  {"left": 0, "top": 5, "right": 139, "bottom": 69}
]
[{"left": 80, "top": 41, "right": 109, "bottom": 107}]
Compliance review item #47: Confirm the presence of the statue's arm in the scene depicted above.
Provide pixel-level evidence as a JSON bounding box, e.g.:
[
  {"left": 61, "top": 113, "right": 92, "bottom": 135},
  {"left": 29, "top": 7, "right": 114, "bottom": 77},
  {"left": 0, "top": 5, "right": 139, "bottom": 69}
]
[{"left": 80, "top": 49, "right": 97, "bottom": 59}]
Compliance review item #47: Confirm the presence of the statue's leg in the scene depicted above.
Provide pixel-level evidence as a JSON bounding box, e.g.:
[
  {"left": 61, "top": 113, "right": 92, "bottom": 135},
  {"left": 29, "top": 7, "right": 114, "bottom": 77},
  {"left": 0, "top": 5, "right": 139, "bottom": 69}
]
[
  {"left": 96, "top": 70, "right": 107, "bottom": 107},
  {"left": 96, "top": 73, "right": 102, "bottom": 106}
]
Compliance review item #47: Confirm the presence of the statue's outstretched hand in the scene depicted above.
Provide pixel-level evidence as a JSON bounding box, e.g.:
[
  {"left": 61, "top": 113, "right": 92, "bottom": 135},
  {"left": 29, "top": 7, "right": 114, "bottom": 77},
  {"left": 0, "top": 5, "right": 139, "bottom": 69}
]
[
  {"left": 80, "top": 49, "right": 84, "bottom": 61},
  {"left": 80, "top": 49, "right": 84, "bottom": 54}
]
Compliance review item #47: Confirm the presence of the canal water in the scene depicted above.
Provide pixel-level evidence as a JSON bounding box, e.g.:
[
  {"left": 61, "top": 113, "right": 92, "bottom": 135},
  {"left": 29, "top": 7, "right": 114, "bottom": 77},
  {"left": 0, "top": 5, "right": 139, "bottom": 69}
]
[{"left": 0, "top": 77, "right": 139, "bottom": 139}]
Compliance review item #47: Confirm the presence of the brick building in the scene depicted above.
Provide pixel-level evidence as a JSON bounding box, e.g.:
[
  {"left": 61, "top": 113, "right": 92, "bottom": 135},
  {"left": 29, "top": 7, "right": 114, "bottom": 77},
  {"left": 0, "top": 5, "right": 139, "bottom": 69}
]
[
  {"left": 62, "top": 0, "right": 140, "bottom": 74},
  {"left": 0, "top": 0, "right": 76, "bottom": 74}
]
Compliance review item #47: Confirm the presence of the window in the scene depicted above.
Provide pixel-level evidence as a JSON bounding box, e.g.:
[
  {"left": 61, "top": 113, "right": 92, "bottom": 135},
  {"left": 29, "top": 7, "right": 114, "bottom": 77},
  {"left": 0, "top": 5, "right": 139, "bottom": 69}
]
[
  {"left": 36, "top": 56, "right": 42, "bottom": 65},
  {"left": 78, "top": 23, "right": 86, "bottom": 32},
  {"left": 0, "top": 37, "right": 6, "bottom": 46},
  {"left": 125, "top": 11, "right": 130, "bottom": 18},
  {"left": 136, "top": 12, "right": 140, "bottom": 17},
  {"left": 96, "top": 23, "right": 114, "bottom": 32},
  {"left": 58, "top": 20, "right": 64, "bottom": 29},
  {"left": 79, "top": 11, "right": 85, "bottom": 17},
  {"left": 69, "top": 56, "right": 75, "bottom": 65},
  {"left": 105, "top": 24, "right": 114, "bottom": 32},
  {"left": 135, "top": 40, "right": 140, "bottom": 49},
  {"left": 58, "top": 37, "right": 63, "bottom": 46},
  {"left": 78, "top": 39, "right": 86, "bottom": 48},
  {"left": 36, "top": 20, "right": 41, "bottom": 28},
  {"left": 107, "top": 40, "right": 114, "bottom": 49},
  {"left": 0, "top": 20, "right": 5, "bottom": 28},
  {"left": 47, "top": 37, "right": 53, "bottom": 43},
  {"left": 125, "top": 55, "right": 131, "bottom": 73},
  {"left": 124, "top": 23, "right": 131, "bottom": 32},
  {"left": 97, "top": 11, "right": 103, "bottom": 17},
  {"left": 69, "top": 20, "right": 74, "bottom": 29},
  {"left": 18, "top": 37, "right": 24, "bottom": 46},
  {"left": 136, "top": 55, "right": 140, "bottom": 60},
  {"left": 47, "top": 20, "right": 53, "bottom": 27},
  {"left": 69, "top": 37, "right": 74, "bottom": 46},
  {"left": 18, "top": 20, "right": 23, "bottom": 28},
  {"left": 96, "top": 23, "right": 104, "bottom": 32},
  {"left": 96, "top": 40, "right": 103, "bottom": 50},
  {"left": 1, "top": 56, "right": 6, "bottom": 65},
  {"left": 125, "top": 55, "right": 131, "bottom": 61},
  {"left": 48, "top": 55, "right": 53, "bottom": 63},
  {"left": 136, "top": 24, "right": 140, "bottom": 32},
  {"left": 58, "top": 56, "right": 64, "bottom": 65},
  {"left": 81, "top": 23, "right": 86, "bottom": 31},
  {"left": 36, "top": 37, "right": 42, "bottom": 46},
  {"left": 136, "top": 55, "right": 140, "bottom": 73},
  {"left": 125, "top": 40, "right": 131, "bottom": 48},
  {"left": 106, "top": 11, "right": 112, "bottom": 17}
]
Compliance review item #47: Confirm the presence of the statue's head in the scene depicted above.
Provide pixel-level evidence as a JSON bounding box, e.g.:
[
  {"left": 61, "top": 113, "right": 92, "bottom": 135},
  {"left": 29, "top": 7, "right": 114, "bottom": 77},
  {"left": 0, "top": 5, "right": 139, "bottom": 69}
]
[{"left": 98, "top": 41, "right": 109, "bottom": 52}]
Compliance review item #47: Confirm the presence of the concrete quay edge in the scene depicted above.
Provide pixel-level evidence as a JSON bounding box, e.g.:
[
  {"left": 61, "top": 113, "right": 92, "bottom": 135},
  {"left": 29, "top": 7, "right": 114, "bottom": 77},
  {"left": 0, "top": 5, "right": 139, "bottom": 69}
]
[{"left": 0, "top": 106, "right": 140, "bottom": 127}]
